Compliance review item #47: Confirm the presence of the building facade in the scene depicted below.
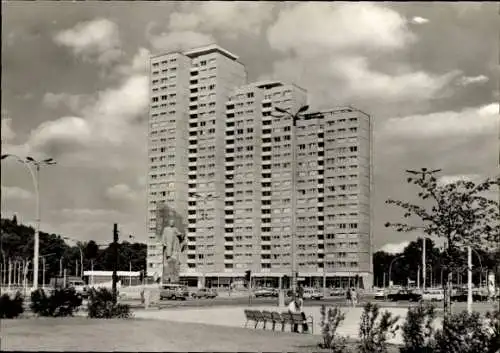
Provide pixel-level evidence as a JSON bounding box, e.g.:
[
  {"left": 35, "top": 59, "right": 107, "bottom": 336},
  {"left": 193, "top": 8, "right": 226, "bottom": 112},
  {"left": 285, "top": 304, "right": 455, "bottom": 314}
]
[{"left": 147, "top": 45, "right": 373, "bottom": 289}]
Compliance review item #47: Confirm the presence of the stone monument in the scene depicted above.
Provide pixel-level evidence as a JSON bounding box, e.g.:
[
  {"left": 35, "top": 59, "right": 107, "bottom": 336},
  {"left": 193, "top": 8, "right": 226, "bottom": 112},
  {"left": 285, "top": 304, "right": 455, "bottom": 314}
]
[{"left": 156, "top": 202, "right": 186, "bottom": 284}]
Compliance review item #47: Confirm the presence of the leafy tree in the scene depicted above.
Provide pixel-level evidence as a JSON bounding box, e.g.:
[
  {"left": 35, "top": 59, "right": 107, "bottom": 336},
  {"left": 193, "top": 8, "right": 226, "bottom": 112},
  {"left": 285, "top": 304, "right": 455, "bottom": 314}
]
[
  {"left": 0, "top": 218, "right": 147, "bottom": 283},
  {"left": 385, "top": 168, "right": 499, "bottom": 314}
]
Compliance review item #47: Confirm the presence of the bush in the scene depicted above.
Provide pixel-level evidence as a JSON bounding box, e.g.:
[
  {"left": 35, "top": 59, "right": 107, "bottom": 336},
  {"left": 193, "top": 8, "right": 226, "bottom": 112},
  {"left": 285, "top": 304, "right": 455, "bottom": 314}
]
[
  {"left": 319, "top": 305, "right": 349, "bottom": 353},
  {"left": 485, "top": 310, "right": 500, "bottom": 353},
  {"left": 433, "top": 310, "right": 491, "bottom": 353},
  {"left": 87, "top": 287, "right": 131, "bottom": 319},
  {"left": 400, "top": 302, "right": 436, "bottom": 353},
  {"left": 0, "top": 291, "right": 24, "bottom": 318},
  {"left": 30, "top": 288, "right": 83, "bottom": 317},
  {"left": 358, "top": 302, "right": 400, "bottom": 353}
]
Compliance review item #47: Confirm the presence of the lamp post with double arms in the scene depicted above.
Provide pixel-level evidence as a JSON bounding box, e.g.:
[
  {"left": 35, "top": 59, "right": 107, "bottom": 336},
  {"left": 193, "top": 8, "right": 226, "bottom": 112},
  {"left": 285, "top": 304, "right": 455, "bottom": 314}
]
[
  {"left": 271, "top": 105, "right": 322, "bottom": 296},
  {"left": 1, "top": 154, "right": 56, "bottom": 289},
  {"left": 404, "top": 169, "right": 441, "bottom": 292}
]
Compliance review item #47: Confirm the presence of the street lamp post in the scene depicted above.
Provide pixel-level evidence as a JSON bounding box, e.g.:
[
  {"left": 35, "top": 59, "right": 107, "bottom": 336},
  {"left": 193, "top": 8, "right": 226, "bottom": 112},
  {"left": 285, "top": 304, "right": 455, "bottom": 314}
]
[
  {"left": 272, "top": 105, "right": 322, "bottom": 296},
  {"left": 405, "top": 169, "right": 441, "bottom": 292},
  {"left": 63, "top": 237, "right": 84, "bottom": 278},
  {"left": 388, "top": 255, "right": 405, "bottom": 287},
  {"left": 39, "top": 252, "right": 57, "bottom": 287},
  {"left": 1, "top": 154, "right": 56, "bottom": 289}
]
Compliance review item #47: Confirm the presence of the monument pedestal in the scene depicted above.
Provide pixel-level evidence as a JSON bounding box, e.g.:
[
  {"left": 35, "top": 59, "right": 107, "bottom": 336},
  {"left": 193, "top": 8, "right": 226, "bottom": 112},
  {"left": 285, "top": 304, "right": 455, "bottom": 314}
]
[
  {"left": 278, "top": 290, "right": 286, "bottom": 308},
  {"left": 163, "top": 257, "right": 180, "bottom": 284}
]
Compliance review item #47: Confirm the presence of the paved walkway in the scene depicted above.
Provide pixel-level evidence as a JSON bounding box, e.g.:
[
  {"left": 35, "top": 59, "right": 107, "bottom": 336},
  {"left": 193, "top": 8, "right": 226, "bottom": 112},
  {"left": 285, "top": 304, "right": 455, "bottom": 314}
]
[{"left": 133, "top": 305, "right": 433, "bottom": 345}]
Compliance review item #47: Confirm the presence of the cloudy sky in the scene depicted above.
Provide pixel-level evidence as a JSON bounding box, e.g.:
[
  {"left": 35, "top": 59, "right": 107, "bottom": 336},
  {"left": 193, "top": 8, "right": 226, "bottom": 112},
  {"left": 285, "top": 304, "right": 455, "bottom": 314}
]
[{"left": 1, "top": 2, "right": 498, "bottom": 251}]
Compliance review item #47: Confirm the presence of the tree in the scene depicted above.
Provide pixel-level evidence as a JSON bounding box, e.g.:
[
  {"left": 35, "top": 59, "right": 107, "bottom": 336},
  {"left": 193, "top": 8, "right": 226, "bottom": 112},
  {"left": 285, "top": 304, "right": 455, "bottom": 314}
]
[
  {"left": 0, "top": 218, "right": 147, "bottom": 283},
  {"left": 385, "top": 168, "right": 499, "bottom": 314}
]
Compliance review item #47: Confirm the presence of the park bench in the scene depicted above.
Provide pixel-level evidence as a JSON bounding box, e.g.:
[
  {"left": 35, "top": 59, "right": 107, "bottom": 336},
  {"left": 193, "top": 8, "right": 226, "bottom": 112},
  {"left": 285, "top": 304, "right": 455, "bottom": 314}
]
[
  {"left": 281, "top": 311, "right": 314, "bottom": 334},
  {"left": 244, "top": 309, "right": 265, "bottom": 329}
]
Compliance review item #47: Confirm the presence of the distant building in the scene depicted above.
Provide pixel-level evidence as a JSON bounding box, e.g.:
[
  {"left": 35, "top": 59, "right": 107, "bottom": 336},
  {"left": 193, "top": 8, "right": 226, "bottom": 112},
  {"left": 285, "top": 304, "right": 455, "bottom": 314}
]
[
  {"left": 147, "top": 44, "right": 373, "bottom": 289},
  {"left": 83, "top": 271, "right": 141, "bottom": 286}
]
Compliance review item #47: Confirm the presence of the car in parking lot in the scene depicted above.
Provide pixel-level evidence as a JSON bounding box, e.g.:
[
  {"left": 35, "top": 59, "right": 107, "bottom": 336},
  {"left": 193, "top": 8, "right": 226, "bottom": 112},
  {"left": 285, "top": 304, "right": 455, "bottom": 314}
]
[
  {"left": 159, "top": 284, "right": 189, "bottom": 300},
  {"left": 329, "top": 288, "right": 345, "bottom": 297},
  {"left": 302, "top": 288, "right": 324, "bottom": 300},
  {"left": 191, "top": 288, "right": 217, "bottom": 299},
  {"left": 374, "top": 289, "right": 386, "bottom": 300},
  {"left": 387, "top": 289, "right": 422, "bottom": 302},
  {"left": 421, "top": 289, "right": 444, "bottom": 302},
  {"left": 254, "top": 288, "right": 278, "bottom": 298}
]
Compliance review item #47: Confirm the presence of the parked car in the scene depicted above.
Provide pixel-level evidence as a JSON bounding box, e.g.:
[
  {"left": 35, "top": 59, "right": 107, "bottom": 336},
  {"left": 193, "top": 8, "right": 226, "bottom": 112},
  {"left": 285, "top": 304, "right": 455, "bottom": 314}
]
[
  {"left": 159, "top": 284, "right": 189, "bottom": 300},
  {"left": 302, "top": 288, "right": 324, "bottom": 300},
  {"left": 329, "top": 288, "right": 345, "bottom": 297},
  {"left": 421, "top": 289, "right": 444, "bottom": 302},
  {"left": 387, "top": 289, "right": 422, "bottom": 302},
  {"left": 192, "top": 288, "right": 217, "bottom": 299},
  {"left": 254, "top": 288, "right": 278, "bottom": 298},
  {"left": 374, "top": 289, "right": 386, "bottom": 300}
]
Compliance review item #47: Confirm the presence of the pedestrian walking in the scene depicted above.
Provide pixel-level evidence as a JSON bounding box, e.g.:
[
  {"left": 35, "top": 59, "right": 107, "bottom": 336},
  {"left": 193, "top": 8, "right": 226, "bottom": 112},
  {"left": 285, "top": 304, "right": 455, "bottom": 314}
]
[
  {"left": 346, "top": 287, "right": 352, "bottom": 306},
  {"left": 351, "top": 287, "right": 358, "bottom": 307}
]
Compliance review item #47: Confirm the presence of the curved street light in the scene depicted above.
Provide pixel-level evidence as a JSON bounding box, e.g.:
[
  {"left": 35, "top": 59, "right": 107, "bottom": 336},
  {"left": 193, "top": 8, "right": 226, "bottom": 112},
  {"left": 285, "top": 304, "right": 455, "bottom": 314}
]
[
  {"left": 1, "top": 154, "right": 56, "bottom": 289},
  {"left": 271, "top": 105, "right": 323, "bottom": 296},
  {"left": 388, "top": 255, "right": 405, "bottom": 288}
]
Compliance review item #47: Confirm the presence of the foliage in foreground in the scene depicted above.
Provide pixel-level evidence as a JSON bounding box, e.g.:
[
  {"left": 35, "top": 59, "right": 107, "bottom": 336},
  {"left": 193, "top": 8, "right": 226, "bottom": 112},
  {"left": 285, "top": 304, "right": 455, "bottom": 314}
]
[
  {"left": 87, "top": 287, "right": 131, "bottom": 319},
  {"left": 400, "top": 303, "right": 436, "bottom": 353},
  {"left": 30, "top": 288, "right": 83, "bottom": 317},
  {"left": 358, "top": 302, "right": 400, "bottom": 353},
  {"left": 433, "top": 310, "right": 499, "bottom": 353},
  {"left": 319, "top": 305, "right": 349, "bottom": 353},
  {"left": 0, "top": 291, "right": 24, "bottom": 318}
]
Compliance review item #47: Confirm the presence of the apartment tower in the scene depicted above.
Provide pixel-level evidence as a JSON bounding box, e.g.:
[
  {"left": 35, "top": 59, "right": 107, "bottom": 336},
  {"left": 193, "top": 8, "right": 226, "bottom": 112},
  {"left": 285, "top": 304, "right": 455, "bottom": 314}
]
[{"left": 147, "top": 45, "right": 373, "bottom": 289}]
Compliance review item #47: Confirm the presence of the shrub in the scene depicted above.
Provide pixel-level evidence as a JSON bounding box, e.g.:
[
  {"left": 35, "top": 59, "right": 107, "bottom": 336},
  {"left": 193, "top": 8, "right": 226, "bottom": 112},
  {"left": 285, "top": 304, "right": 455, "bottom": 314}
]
[
  {"left": 433, "top": 310, "right": 491, "bottom": 353},
  {"left": 358, "top": 302, "right": 400, "bottom": 353},
  {"left": 484, "top": 310, "right": 500, "bottom": 353},
  {"left": 319, "top": 305, "right": 349, "bottom": 353},
  {"left": 30, "top": 288, "right": 83, "bottom": 317},
  {"left": 0, "top": 291, "right": 24, "bottom": 318},
  {"left": 400, "top": 302, "right": 436, "bottom": 353},
  {"left": 87, "top": 287, "right": 131, "bottom": 319}
]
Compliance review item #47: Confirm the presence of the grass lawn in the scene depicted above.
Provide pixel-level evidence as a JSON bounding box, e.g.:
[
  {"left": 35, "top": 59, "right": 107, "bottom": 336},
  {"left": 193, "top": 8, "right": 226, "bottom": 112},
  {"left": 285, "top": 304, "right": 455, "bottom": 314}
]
[{"left": 1, "top": 317, "right": 400, "bottom": 352}]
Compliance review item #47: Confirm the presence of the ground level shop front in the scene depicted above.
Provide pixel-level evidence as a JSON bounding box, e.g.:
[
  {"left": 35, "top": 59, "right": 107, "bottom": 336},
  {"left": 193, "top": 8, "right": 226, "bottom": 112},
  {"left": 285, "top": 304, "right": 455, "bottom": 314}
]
[{"left": 176, "top": 272, "right": 372, "bottom": 290}]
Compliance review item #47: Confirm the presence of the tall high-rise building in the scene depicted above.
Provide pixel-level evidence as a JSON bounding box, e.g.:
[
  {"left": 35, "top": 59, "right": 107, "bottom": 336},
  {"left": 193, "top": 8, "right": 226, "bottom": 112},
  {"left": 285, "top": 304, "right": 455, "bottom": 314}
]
[
  {"left": 147, "top": 45, "right": 247, "bottom": 280},
  {"left": 147, "top": 44, "right": 373, "bottom": 289}
]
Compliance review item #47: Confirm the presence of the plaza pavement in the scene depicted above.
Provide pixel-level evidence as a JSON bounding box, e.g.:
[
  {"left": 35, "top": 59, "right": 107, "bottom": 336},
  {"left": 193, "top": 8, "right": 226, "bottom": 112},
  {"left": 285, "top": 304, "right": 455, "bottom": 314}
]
[
  {"left": 132, "top": 301, "right": 499, "bottom": 345},
  {"left": 133, "top": 304, "right": 415, "bottom": 345}
]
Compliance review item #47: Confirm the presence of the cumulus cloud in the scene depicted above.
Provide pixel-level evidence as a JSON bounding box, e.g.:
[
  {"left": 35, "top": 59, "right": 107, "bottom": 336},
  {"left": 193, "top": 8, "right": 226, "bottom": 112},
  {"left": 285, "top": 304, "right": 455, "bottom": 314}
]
[
  {"left": 268, "top": 3, "right": 414, "bottom": 56},
  {"left": 379, "top": 241, "right": 409, "bottom": 254},
  {"left": 28, "top": 116, "right": 92, "bottom": 153},
  {"left": 381, "top": 103, "right": 499, "bottom": 139},
  {"left": 4, "top": 71, "right": 149, "bottom": 169},
  {"left": 54, "top": 18, "right": 123, "bottom": 65},
  {"left": 168, "top": 2, "right": 276, "bottom": 38},
  {"left": 411, "top": 16, "right": 429, "bottom": 24},
  {"left": 113, "top": 47, "right": 150, "bottom": 77},
  {"left": 266, "top": 3, "right": 458, "bottom": 106},
  {"left": 1, "top": 185, "right": 33, "bottom": 200},
  {"left": 457, "top": 74, "right": 489, "bottom": 86},
  {"left": 148, "top": 30, "right": 214, "bottom": 52},
  {"left": 1, "top": 118, "right": 15, "bottom": 141},
  {"left": 438, "top": 174, "right": 483, "bottom": 185},
  {"left": 42, "top": 92, "right": 92, "bottom": 113},
  {"left": 105, "top": 183, "right": 137, "bottom": 202}
]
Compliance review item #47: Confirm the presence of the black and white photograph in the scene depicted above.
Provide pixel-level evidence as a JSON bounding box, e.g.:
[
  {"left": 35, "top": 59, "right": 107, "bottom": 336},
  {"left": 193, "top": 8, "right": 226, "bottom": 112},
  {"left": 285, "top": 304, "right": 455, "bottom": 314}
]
[{"left": 1, "top": 2, "right": 499, "bottom": 352}]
